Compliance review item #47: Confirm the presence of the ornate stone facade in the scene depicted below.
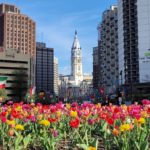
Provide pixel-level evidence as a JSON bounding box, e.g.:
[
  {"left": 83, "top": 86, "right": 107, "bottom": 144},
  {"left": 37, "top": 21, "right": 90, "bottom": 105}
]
[
  {"left": 70, "top": 31, "right": 83, "bottom": 85},
  {"left": 59, "top": 31, "right": 93, "bottom": 99}
]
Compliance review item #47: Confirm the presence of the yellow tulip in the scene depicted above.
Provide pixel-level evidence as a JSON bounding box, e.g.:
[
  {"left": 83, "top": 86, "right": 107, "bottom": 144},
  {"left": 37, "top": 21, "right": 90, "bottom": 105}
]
[
  {"left": 15, "top": 124, "right": 24, "bottom": 131},
  {"left": 120, "top": 124, "right": 130, "bottom": 132},
  {"left": 6, "top": 120, "right": 15, "bottom": 125},
  {"left": 39, "top": 119, "right": 50, "bottom": 126},
  {"left": 138, "top": 118, "right": 145, "bottom": 124},
  {"left": 70, "top": 110, "right": 77, "bottom": 117},
  {"left": 88, "top": 146, "right": 96, "bottom": 150}
]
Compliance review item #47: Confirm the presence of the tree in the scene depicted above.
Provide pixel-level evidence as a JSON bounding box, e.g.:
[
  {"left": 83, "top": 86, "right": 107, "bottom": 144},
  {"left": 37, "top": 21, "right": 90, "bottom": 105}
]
[{"left": 0, "top": 89, "right": 7, "bottom": 103}]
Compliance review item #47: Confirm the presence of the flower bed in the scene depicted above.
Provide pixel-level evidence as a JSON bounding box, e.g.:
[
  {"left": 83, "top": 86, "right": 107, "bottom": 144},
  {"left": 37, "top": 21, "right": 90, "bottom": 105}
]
[{"left": 0, "top": 100, "right": 149, "bottom": 150}]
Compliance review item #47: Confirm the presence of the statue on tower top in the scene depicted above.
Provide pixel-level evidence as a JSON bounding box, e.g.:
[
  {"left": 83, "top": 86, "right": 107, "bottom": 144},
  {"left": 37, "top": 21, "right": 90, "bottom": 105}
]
[{"left": 75, "top": 30, "right": 77, "bottom": 35}]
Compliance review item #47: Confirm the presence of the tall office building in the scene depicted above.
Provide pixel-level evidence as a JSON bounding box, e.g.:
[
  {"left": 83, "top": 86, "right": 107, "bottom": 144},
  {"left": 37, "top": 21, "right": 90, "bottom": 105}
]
[
  {"left": 0, "top": 49, "right": 31, "bottom": 98},
  {"left": 97, "top": 6, "right": 119, "bottom": 94},
  {"left": 93, "top": 47, "right": 99, "bottom": 89},
  {"left": 0, "top": 3, "right": 36, "bottom": 56},
  {"left": 36, "top": 42, "right": 54, "bottom": 93},
  {"left": 118, "top": 0, "right": 150, "bottom": 92},
  {"left": 0, "top": 3, "right": 36, "bottom": 86},
  {"left": 54, "top": 57, "right": 58, "bottom": 96}
]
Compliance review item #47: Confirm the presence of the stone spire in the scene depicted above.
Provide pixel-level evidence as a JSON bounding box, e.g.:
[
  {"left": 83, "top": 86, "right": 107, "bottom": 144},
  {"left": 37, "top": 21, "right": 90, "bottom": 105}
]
[{"left": 72, "top": 30, "right": 81, "bottom": 50}]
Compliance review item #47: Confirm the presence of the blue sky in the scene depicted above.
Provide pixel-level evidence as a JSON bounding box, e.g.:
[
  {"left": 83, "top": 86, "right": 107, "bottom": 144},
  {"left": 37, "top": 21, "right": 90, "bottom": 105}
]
[{"left": 1, "top": 0, "right": 117, "bottom": 75}]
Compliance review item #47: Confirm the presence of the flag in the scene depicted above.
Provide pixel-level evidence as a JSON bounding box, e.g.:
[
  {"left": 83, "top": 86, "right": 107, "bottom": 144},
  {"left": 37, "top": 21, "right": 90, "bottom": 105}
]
[
  {"left": 29, "top": 86, "right": 36, "bottom": 96},
  {"left": 0, "top": 76, "right": 7, "bottom": 89}
]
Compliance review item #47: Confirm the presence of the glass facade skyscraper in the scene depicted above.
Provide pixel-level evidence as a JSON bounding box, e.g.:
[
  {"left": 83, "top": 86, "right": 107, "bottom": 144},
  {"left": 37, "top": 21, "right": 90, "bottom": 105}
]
[
  {"left": 118, "top": 0, "right": 150, "bottom": 84},
  {"left": 36, "top": 42, "right": 54, "bottom": 93}
]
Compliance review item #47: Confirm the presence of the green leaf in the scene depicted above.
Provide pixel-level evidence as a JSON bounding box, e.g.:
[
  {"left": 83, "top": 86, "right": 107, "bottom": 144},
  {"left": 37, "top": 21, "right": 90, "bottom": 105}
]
[
  {"left": 134, "top": 141, "right": 140, "bottom": 150},
  {"left": 14, "top": 130, "right": 19, "bottom": 136},
  {"left": 16, "top": 136, "right": 23, "bottom": 145},
  {"left": 140, "top": 141, "right": 149, "bottom": 150},
  {"left": 76, "top": 144, "right": 89, "bottom": 150},
  {"left": 17, "top": 146, "right": 23, "bottom": 150},
  {"left": 91, "top": 138, "right": 98, "bottom": 149},
  {"left": 102, "top": 122, "right": 107, "bottom": 132},
  {"left": 15, "top": 136, "right": 23, "bottom": 150},
  {"left": 23, "top": 134, "right": 31, "bottom": 148}
]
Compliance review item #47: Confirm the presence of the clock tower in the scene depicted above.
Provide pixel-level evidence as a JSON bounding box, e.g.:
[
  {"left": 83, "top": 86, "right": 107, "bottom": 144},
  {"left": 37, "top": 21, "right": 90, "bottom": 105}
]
[{"left": 71, "top": 31, "right": 83, "bottom": 85}]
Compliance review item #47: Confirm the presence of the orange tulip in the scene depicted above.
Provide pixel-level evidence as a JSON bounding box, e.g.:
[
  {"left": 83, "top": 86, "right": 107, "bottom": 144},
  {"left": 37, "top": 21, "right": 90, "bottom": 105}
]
[
  {"left": 113, "top": 128, "right": 119, "bottom": 136},
  {"left": 8, "top": 129, "right": 14, "bottom": 136}
]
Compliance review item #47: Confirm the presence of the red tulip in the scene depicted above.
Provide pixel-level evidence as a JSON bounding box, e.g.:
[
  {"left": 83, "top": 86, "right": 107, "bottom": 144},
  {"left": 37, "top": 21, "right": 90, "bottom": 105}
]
[
  {"left": 69, "top": 118, "right": 80, "bottom": 128},
  {"left": 1, "top": 117, "right": 6, "bottom": 123},
  {"left": 107, "top": 118, "right": 114, "bottom": 125}
]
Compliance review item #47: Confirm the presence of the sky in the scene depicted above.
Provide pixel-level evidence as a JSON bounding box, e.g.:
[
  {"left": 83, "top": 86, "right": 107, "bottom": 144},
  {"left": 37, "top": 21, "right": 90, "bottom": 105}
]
[{"left": 0, "top": 0, "right": 117, "bottom": 75}]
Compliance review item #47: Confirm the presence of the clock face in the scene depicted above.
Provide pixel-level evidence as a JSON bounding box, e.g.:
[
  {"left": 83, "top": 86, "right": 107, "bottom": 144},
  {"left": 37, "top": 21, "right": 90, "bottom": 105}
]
[{"left": 77, "top": 51, "right": 80, "bottom": 56}]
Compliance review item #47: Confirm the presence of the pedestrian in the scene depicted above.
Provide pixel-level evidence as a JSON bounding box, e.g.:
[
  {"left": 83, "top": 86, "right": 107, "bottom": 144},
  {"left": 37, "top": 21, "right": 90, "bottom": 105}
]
[
  {"left": 102, "top": 96, "right": 109, "bottom": 106},
  {"left": 117, "top": 91, "right": 121, "bottom": 105},
  {"left": 118, "top": 96, "right": 122, "bottom": 105}
]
